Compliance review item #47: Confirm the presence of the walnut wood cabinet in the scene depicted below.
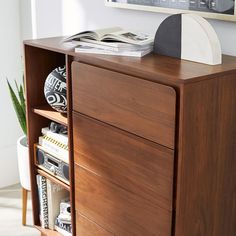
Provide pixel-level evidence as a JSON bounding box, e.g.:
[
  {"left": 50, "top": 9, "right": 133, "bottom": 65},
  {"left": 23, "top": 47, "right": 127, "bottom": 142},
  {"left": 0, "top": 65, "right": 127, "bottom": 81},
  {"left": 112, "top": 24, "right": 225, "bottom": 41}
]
[{"left": 24, "top": 37, "right": 236, "bottom": 236}]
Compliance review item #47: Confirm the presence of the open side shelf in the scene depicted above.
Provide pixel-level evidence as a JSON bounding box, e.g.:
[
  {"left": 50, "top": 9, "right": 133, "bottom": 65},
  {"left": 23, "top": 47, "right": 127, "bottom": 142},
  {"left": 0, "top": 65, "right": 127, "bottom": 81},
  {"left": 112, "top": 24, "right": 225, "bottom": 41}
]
[
  {"left": 37, "top": 168, "right": 70, "bottom": 191},
  {"left": 33, "top": 105, "right": 68, "bottom": 126},
  {"left": 24, "top": 44, "right": 74, "bottom": 236}
]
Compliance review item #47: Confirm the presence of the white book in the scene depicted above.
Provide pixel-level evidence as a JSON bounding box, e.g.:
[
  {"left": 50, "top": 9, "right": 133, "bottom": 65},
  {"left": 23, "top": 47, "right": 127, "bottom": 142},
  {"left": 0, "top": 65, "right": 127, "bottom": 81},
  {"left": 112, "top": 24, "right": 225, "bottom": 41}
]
[
  {"left": 36, "top": 175, "right": 42, "bottom": 226},
  {"left": 39, "top": 136, "right": 69, "bottom": 164},
  {"left": 80, "top": 38, "right": 154, "bottom": 48},
  {"left": 72, "top": 39, "right": 153, "bottom": 51},
  {"left": 64, "top": 26, "right": 154, "bottom": 46},
  {"left": 75, "top": 45, "right": 153, "bottom": 58},
  {"left": 47, "top": 179, "right": 69, "bottom": 230},
  {"left": 41, "top": 127, "right": 68, "bottom": 146}
]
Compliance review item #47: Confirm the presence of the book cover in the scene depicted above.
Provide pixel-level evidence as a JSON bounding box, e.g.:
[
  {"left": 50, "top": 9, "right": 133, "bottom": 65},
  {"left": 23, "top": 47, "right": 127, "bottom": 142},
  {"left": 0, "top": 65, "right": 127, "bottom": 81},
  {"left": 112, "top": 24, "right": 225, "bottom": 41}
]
[
  {"left": 37, "top": 175, "right": 49, "bottom": 228},
  {"left": 64, "top": 27, "right": 154, "bottom": 46},
  {"left": 55, "top": 217, "right": 72, "bottom": 235},
  {"left": 47, "top": 179, "right": 69, "bottom": 230}
]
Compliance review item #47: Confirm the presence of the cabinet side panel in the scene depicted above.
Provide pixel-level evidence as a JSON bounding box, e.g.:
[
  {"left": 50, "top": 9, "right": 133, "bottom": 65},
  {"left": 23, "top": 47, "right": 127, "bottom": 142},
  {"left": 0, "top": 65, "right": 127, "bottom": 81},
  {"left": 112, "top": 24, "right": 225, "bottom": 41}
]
[
  {"left": 175, "top": 75, "right": 236, "bottom": 236},
  {"left": 213, "top": 76, "right": 236, "bottom": 236}
]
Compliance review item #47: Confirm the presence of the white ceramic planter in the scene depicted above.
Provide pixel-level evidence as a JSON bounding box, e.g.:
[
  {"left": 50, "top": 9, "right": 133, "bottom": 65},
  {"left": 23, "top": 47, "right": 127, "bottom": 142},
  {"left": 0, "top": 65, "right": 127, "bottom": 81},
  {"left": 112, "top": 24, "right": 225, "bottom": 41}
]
[{"left": 17, "top": 135, "right": 31, "bottom": 190}]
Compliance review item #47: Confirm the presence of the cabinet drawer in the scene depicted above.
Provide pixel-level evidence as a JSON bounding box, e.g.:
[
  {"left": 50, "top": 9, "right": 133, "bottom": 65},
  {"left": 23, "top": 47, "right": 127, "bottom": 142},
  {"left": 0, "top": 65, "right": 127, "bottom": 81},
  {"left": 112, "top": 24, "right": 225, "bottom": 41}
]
[
  {"left": 72, "top": 62, "right": 176, "bottom": 149},
  {"left": 73, "top": 112, "right": 174, "bottom": 211},
  {"left": 75, "top": 165, "right": 172, "bottom": 236},
  {"left": 76, "top": 212, "right": 112, "bottom": 236}
]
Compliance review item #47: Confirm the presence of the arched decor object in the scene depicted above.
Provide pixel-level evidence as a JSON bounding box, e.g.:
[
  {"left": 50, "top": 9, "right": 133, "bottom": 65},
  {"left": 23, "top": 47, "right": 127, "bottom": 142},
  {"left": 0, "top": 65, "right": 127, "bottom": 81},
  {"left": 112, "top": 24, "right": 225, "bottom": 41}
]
[{"left": 154, "top": 14, "right": 222, "bottom": 65}]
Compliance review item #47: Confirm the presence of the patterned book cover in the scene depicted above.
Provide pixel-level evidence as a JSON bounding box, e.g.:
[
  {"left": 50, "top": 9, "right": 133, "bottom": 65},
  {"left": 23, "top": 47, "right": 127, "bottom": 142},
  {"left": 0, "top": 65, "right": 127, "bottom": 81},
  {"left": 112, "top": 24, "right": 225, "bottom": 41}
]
[{"left": 36, "top": 175, "right": 49, "bottom": 228}]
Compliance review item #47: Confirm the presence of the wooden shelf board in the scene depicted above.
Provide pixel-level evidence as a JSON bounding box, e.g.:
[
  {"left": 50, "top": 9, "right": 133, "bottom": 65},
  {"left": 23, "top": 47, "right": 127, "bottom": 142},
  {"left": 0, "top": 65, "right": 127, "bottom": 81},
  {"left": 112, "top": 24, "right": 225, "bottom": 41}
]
[
  {"left": 35, "top": 226, "right": 62, "bottom": 236},
  {"left": 37, "top": 168, "right": 70, "bottom": 191},
  {"left": 33, "top": 105, "right": 68, "bottom": 126}
]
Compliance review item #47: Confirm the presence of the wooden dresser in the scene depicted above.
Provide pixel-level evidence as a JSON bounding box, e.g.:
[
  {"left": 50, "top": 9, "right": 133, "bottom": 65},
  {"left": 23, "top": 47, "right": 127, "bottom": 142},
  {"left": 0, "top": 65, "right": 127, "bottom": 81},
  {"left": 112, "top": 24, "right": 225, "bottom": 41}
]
[{"left": 24, "top": 37, "right": 236, "bottom": 236}]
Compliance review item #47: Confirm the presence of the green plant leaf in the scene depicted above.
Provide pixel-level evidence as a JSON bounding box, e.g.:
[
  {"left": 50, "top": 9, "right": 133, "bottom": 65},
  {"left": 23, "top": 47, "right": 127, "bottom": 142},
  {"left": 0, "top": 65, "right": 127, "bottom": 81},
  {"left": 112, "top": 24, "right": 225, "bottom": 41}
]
[
  {"left": 19, "top": 84, "right": 26, "bottom": 114},
  {"left": 7, "top": 79, "right": 27, "bottom": 135}
]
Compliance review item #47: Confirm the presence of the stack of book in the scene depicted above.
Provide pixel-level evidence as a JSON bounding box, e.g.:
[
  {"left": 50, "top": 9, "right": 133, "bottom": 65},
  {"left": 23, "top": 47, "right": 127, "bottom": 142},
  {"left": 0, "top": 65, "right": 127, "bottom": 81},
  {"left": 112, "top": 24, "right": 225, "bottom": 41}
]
[
  {"left": 36, "top": 175, "right": 70, "bottom": 230},
  {"left": 38, "top": 123, "right": 69, "bottom": 164},
  {"left": 64, "top": 27, "right": 154, "bottom": 58}
]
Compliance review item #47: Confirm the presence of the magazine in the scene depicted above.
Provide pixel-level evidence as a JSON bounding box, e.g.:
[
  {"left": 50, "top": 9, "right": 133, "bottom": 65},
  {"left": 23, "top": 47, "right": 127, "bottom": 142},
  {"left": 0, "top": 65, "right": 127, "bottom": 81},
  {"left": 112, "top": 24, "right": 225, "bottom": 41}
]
[
  {"left": 73, "top": 41, "right": 152, "bottom": 52},
  {"left": 75, "top": 44, "right": 152, "bottom": 57},
  {"left": 64, "top": 27, "right": 154, "bottom": 46}
]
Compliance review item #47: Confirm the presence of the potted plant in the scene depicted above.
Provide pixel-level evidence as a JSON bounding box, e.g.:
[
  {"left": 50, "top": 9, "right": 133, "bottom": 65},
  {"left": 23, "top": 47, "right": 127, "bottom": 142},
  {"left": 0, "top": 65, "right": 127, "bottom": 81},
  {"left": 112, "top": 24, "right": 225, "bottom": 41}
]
[{"left": 7, "top": 78, "right": 31, "bottom": 191}]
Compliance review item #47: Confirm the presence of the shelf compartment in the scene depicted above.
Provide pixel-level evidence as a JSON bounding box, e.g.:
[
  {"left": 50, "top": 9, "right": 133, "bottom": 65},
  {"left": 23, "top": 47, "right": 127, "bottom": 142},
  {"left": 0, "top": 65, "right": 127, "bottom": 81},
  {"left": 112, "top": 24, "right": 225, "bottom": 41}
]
[
  {"left": 37, "top": 168, "right": 70, "bottom": 191},
  {"left": 33, "top": 105, "right": 68, "bottom": 126},
  {"left": 34, "top": 143, "right": 70, "bottom": 187},
  {"left": 35, "top": 225, "right": 62, "bottom": 236}
]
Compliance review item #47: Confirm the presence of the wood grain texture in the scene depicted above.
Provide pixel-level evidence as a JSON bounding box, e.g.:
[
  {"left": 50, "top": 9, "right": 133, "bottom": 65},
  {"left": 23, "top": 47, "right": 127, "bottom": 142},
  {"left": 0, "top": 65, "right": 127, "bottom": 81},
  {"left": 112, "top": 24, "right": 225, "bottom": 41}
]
[
  {"left": 35, "top": 226, "right": 62, "bottom": 236},
  {"left": 75, "top": 165, "right": 172, "bottom": 236},
  {"left": 76, "top": 213, "right": 113, "bottom": 236},
  {"left": 72, "top": 62, "right": 176, "bottom": 149},
  {"left": 33, "top": 105, "right": 68, "bottom": 126},
  {"left": 73, "top": 112, "right": 174, "bottom": 211},
  {"left": 36, "top": 169, "right": 70, "bottom": 191},
  {"left": 175, "top": 74, "right": 236, "bottom": 236},
  {"left": 24, "top": 45, "right": 66, "bottom": 226},
  {"left": 24, "top": 37, "right": 236, "bottom": 236},
  {"left": 66, "top": 55, "right": 76, "bottom": 236},
  {"left": 24, "top": 45, "right": 65, "bottom": 108},
  {"left": 22, "top": 188, "right": 28, "bottom": 226},
  {"left": 24, "top": 37, "right": 236, "bottom": 85}
]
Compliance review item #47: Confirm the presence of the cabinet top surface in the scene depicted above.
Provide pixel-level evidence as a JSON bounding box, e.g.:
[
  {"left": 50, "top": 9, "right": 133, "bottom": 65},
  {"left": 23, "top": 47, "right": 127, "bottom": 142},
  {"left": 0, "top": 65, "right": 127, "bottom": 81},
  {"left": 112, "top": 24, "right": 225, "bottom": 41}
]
[{"left": 24, "top": 36, "right": 236, "bottom": 85}]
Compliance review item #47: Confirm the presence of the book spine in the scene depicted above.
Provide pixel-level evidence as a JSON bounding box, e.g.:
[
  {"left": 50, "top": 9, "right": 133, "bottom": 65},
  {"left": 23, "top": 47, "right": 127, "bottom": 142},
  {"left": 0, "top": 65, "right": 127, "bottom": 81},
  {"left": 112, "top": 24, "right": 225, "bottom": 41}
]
[
  {"left": 36, "top": 175, "right": 42, "bottom": 226},
  {"left": 47, "top": 179, "right": 53, "bottom": 230},
  {"left": 39, "top": 136, "right": 69, "bottom": 163},
  {"left": 37, "top": 175, "right": 49, "bottom": 228},
  {"left": 76, "top": 42, "right": 119, "bottom": 52},
  {"left": 41, "top": 128, "right": 68, "bottom": 146},
  {"left": 74, "top": 48, "right": 147, "bottom": 57}
]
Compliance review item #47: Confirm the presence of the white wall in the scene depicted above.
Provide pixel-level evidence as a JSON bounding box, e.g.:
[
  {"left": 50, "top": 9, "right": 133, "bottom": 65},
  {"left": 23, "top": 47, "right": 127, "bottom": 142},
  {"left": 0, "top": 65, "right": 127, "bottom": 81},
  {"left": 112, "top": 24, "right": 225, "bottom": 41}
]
[
  {"left": 20, "top": 0, "right": 33, "bottom": 41},
  {"left": 22, "top": 0, "right": 236, "bottom": 56},
  {"left": 75, "top": 0, "right": 236, "bottom": 56},
  {"left": 0, "top": 0, "right": 22, "bottom": 188}
]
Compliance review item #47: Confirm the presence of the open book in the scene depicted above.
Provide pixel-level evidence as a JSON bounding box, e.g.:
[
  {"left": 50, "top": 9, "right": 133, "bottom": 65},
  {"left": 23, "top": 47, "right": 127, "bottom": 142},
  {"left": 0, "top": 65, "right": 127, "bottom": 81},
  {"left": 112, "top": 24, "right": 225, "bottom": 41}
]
[{"left": 64, "top": 27, "right": 154, "bottom": 46}]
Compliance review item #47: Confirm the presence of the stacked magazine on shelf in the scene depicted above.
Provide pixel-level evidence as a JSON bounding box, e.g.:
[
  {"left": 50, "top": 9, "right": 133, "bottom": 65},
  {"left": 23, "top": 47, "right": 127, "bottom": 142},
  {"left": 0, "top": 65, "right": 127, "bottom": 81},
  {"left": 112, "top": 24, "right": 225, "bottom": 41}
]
[{"left": 64, "top": 27, "right": 154, "bottom": 57}]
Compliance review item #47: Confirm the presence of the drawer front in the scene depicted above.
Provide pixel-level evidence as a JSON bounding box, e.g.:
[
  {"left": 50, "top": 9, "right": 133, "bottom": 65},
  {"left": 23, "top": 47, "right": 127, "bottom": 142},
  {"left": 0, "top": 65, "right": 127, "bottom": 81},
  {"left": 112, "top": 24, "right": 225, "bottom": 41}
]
[
  {"left": 73, "top": 112, "right": 174, "bottom": 211},
  {"left": 75, "top": 165, "right": 172, "bottom": 236},
  {"left": 76, "top": 212, "right": 112, "bottom": 236},
  {"left": 72, "top": 62, "right": 176, "bottom": 149}
]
